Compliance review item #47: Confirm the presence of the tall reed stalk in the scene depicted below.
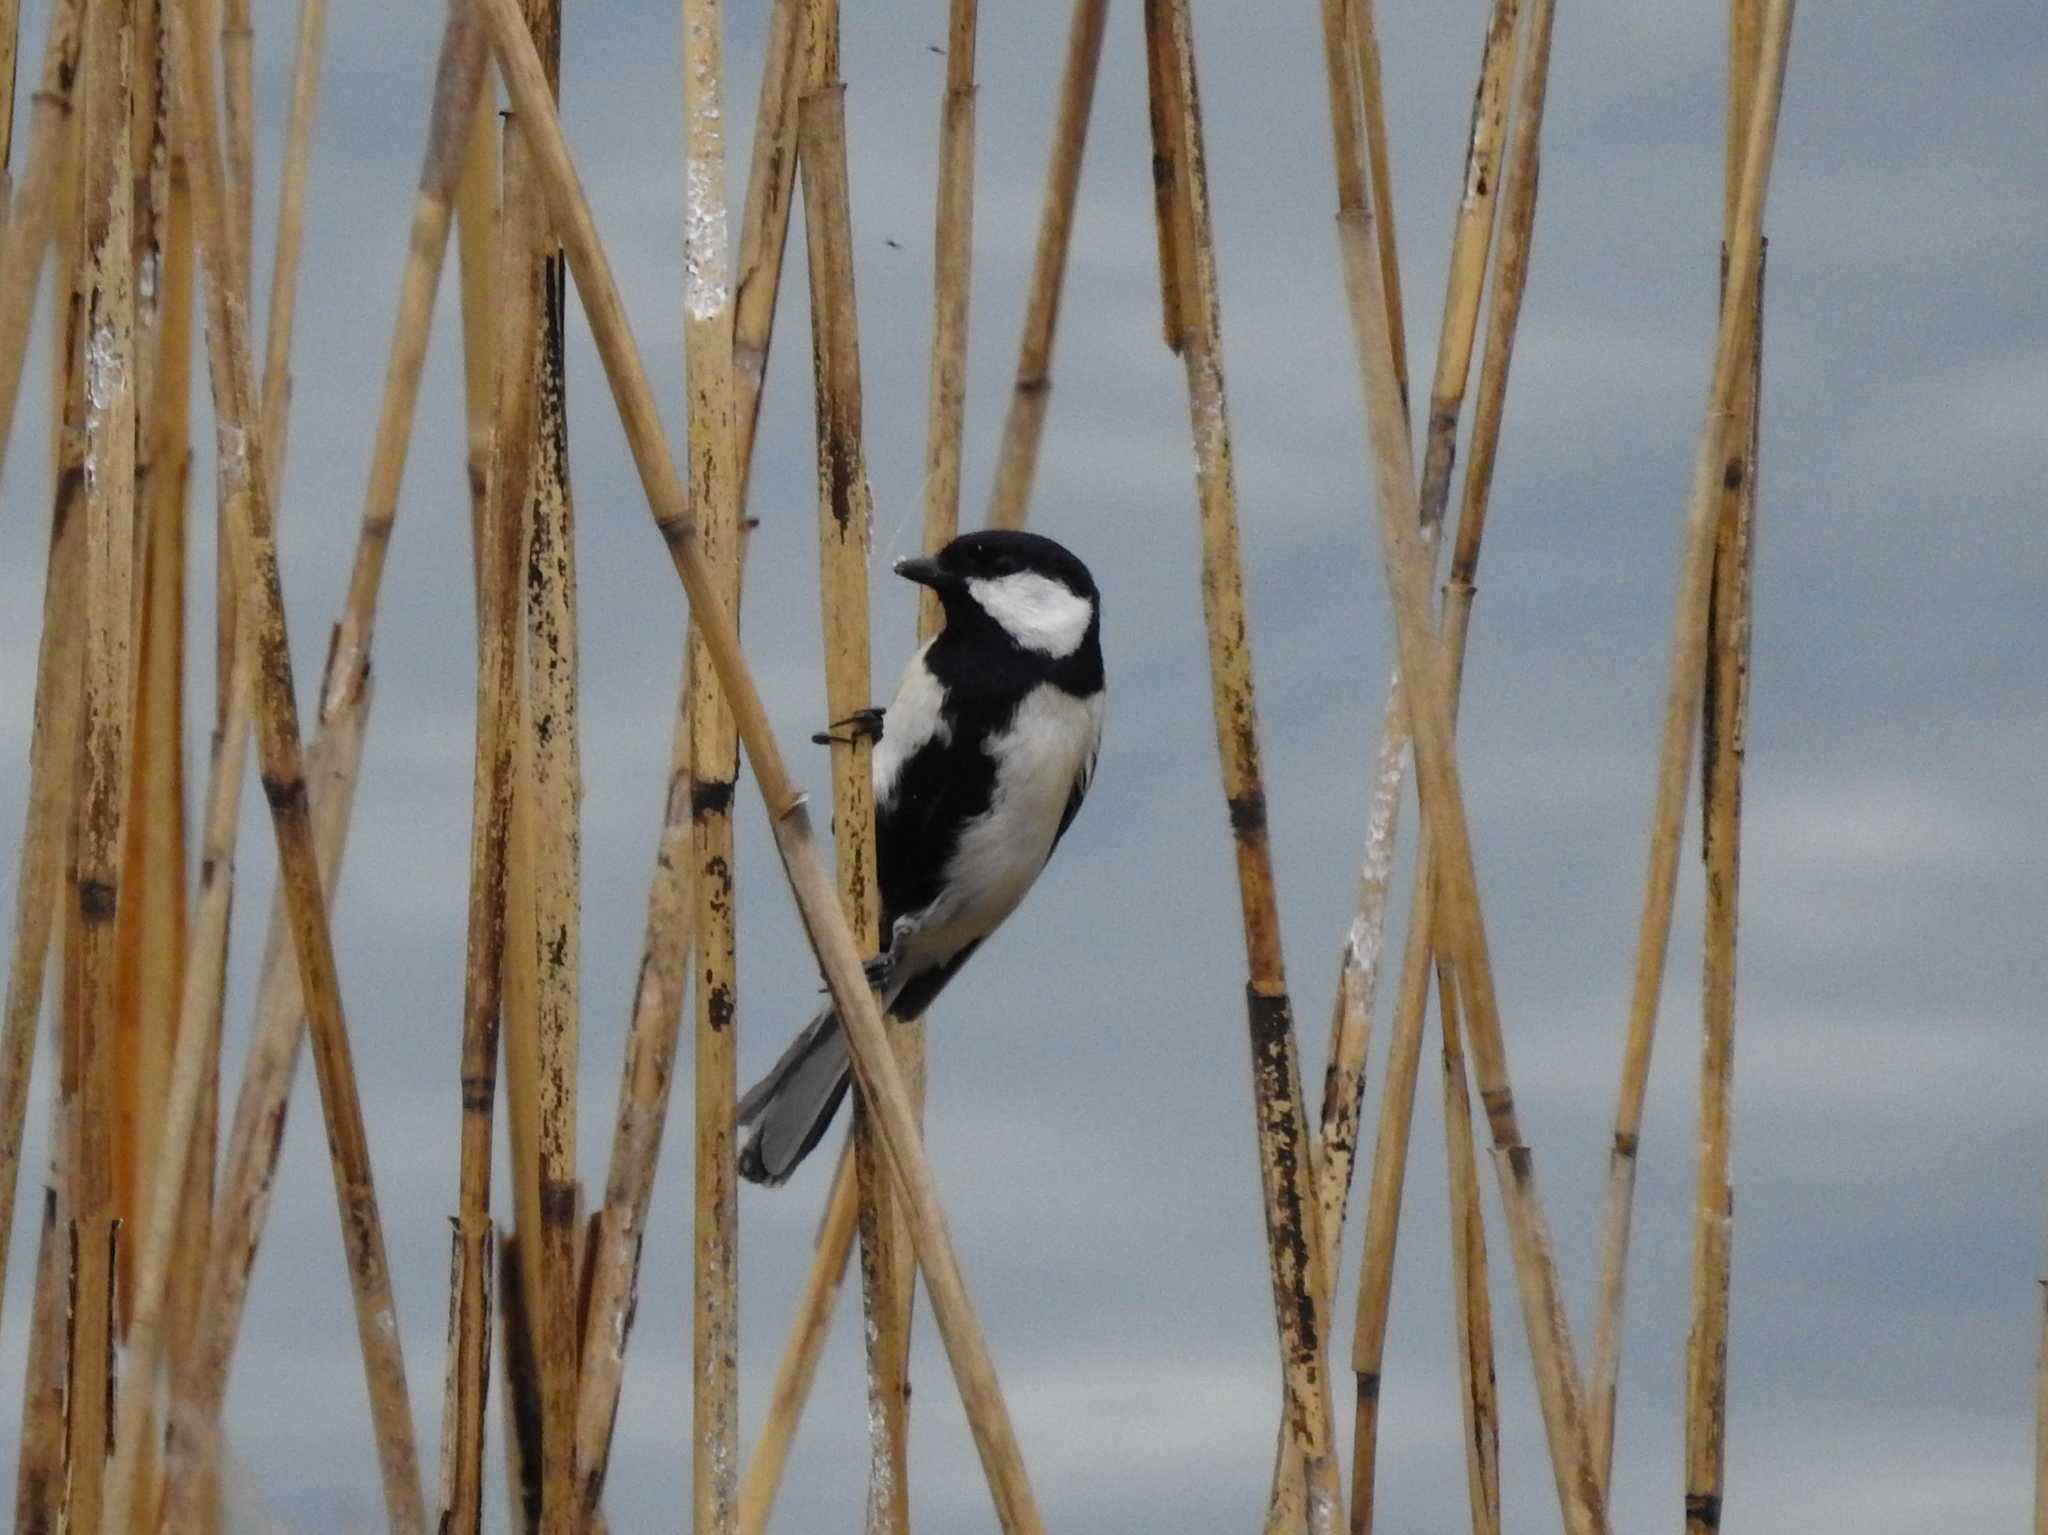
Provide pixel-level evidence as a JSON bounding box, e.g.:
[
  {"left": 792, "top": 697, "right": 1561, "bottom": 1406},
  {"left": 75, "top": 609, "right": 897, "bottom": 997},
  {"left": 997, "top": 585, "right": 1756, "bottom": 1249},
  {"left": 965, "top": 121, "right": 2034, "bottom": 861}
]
[
  {"left": 1329, "top": 4, "right": 1617, "bottom": 1520},
  {"left": 1682, "top": 5, "right": 1765, "bottom": 1527},
  {"left": 0, "top": 137, "right": 88, "bottom": 1336},
  {"left": 159, "top": 7, "right": 488, "bottom": 1520},
  {"left": 0, "top": 0, "right": 82, "bottom": 488},
  {"left": 797, "top": 71, "right": 905, "bottom": 1532},
  {"left": 62, "top": 0, "right": 140, "bottom": 1519},
  {"left": 1311, "top": 0, "right": 1524, "bottom": 1338},
  {"left": 985, "top": 0, "right": 1105, "bottom": 532},
  {"left": 684, "top": 0, "right": 743, "bottom": 1528},
  {"left": 480, "top": 4, "right": 1049, "bottom": 1522},
  {"left": 159, "top": 0, "right": 430, "bottom": 1519},
  {"left": 1585, "top": 0, "right": 1795, "bottom": 1488},
  {"left": 1143, "top": 1, "right": 1341, "bottom": 1526},
  {"left": 1335, "top": 0, "right": 1553, "bottom": 1525},
  {"left": 574, "top": 0, "right": 805, "bottom": 1509}
]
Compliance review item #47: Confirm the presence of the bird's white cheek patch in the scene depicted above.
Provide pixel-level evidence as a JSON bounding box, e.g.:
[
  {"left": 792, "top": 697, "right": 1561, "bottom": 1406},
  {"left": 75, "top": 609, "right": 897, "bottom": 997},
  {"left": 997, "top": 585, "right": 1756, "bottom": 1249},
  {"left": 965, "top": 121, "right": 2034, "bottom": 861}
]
[{"left": 966, "top": 572, "right": 1093, "bottom": 658}]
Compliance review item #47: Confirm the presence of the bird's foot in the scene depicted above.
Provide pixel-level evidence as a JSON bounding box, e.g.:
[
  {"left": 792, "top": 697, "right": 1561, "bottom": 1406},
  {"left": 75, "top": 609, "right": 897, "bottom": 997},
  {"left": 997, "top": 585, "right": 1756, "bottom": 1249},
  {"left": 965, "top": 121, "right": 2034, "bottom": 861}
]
[{"left": 811, "top": 707, "right": 885, "bottom": 747}]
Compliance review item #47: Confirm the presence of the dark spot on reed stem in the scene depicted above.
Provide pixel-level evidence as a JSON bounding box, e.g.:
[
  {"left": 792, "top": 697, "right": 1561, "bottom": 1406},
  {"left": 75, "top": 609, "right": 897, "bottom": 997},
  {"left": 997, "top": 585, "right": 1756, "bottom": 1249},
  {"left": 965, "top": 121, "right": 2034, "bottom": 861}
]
[
  {"left": 691, "top": 778, "right": 733, "bottom": 818},
  {"left": 260, "top": 771, "right": 306, "bottom": 813},
  {"left": 78, "top": 878, "right": 117, "bottom": 921},
  {"left": 1226, "top": 789, "right": 1266, "bottom": 837}
]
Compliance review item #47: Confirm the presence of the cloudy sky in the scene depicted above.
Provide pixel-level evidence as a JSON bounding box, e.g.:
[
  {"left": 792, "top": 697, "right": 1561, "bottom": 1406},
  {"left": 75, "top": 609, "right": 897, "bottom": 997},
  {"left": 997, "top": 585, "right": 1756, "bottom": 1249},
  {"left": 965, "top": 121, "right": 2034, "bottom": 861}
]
[{"left": 4, "top": 0, "right": 2046, "bottom": 1530}]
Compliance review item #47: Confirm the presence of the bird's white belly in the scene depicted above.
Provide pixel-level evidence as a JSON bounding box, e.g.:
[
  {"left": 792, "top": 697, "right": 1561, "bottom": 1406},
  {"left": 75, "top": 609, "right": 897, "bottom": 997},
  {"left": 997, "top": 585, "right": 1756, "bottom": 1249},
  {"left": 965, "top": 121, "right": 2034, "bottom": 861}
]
[{"left": 903, "top": 682, "right": 1102, "bottom": 969}]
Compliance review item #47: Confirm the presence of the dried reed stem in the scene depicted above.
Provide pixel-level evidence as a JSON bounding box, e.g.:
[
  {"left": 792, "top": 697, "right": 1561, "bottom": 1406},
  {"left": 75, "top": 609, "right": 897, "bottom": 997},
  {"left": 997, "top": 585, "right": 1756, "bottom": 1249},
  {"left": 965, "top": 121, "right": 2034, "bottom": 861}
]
[
  {"left": 101, "top": 487, "right": 259, "bottom": 1535},
  {"left": 1332, "top": 0, "right": 1612, "bottom": 1520},
  {"left": 455, "top": 78, "right": 498, "bottom": 567},
  {"left": 0, "top": 0, "right": 17, "bottom": 209},
  {"left": 732, "top": 0, "right": 801, "bottom": 491},
  {"left": 14, "top": 1184, "right": 66, "bottom": 1526},
  {"left": 1682, "top": 7, "right": 1766, "bottom": 1526},
  {"left": 133, "top": 20, "right": 207, "bottom": 1408},
  {"left": 160, "top": 8, "right": 486, "bottom": 1517},
  {"left": 437, "top": 104, "right": 501, "bottom": 1512},
  {"left": 435, "top": 37, "right": 541, "bottom": 1523},
  {"left": 1338, "top": 1, "right": 1552, "bottom": 1525},
  {"left": 62, "top": 0, "right": 140, "bottom": 1517},
  {"left": 16, "top": 109, "right": 87, "bottom": 1535},
  {"left": 985, "top": 0, "right": 1106, "bottom": 532},
  {"left": 0, "top": 0, "right": 83, "bottom": 499},
  {"left": 518, "top": 4, "right": 581, "bottom": 1519},
  {"left": 574, "top": 0, "right": 804, "bottom": 1504},
  {"left": 684, "top": 0, "right": 742, "bottom": 1528},
  {"left": 479, "top": 4, "right": 1047, "bottom": 1521},
  {"left": 0, "top": 346, "right": 87, "bottom": 1342},
  {"left": 736, "top": 1144, "right": 859, "bottom": 1535},
  {"left": 108, "top": 0, "right": 170, "bottom": 1336},
  {"left": 1586, "top": 0, "right": 1795, "bottom": 1488},
  {"left": 796, "top": 75, "right": 907, "bottom": 1532},
  {"left": 1439, "top": 969, "right": 1501, "bottom": 1535},
  {"left": 159, "top": 0, "right": 429, "bottom": 1519},
  {"left": 256, "top": 0, "right": 330, "bottom": 482},
  {"left": 218, "top": 0, "right": 249, "bottom": 276},
  {"left": 1312, "top": 0, "right": 1523, "bottom": 1316},
  {"left": 1143, "top": 2, "right": 1341, "bottom": 1526},
  {"left": 1345, "top": 0, "right": 1406, "bottom": 412},
  {"left": 572, "top": 685, "right": 694, "bottom": 1517},
  {"left": 913, "top": 0, "right": 976, "bottom": 633}
]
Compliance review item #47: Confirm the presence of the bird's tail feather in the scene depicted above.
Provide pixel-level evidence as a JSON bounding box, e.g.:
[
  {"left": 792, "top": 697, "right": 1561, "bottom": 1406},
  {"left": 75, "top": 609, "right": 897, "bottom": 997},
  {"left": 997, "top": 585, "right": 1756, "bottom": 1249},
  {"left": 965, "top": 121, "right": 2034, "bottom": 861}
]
[{"left": 737, "top": 1004, "right": 852, "bottom": 1186}]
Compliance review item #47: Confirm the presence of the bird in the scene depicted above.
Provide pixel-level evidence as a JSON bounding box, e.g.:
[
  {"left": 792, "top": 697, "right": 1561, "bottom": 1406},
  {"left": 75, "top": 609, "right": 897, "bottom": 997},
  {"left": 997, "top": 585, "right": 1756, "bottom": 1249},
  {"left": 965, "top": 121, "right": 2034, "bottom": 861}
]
[{"left": 738, "top": 529, "right": 1106, "bottom": 1185}]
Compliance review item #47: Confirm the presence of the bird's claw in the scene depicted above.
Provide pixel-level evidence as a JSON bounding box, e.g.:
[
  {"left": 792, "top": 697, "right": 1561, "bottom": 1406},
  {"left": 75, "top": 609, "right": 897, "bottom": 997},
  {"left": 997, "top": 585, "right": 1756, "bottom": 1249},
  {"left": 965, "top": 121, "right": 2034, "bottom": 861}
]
[{"left": 811, "top": 707, "right": 885, "bottom": 747}]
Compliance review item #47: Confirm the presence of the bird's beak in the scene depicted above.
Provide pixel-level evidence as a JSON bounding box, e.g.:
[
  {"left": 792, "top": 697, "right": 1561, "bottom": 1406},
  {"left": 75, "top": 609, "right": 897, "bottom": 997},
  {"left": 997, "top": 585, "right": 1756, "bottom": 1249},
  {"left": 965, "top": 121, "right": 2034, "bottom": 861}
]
[{"left": 894, "top": 555, "right": 957, "bottom": 590}]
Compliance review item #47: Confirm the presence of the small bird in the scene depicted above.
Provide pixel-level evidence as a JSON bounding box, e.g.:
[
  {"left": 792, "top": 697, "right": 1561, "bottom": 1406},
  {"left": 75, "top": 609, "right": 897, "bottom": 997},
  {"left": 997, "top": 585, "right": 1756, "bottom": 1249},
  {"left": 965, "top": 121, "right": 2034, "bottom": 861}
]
[{"left": 738, "top": 530, "right": 1106, "bottom": 1185}]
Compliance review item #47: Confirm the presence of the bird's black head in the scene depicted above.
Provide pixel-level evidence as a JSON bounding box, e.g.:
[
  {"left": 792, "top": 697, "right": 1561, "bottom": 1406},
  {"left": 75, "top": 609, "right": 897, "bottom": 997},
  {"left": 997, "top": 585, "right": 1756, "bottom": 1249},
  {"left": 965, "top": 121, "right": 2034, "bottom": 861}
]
[{"left": 895, "top": 531, "right": 1101, "bottom": 676}]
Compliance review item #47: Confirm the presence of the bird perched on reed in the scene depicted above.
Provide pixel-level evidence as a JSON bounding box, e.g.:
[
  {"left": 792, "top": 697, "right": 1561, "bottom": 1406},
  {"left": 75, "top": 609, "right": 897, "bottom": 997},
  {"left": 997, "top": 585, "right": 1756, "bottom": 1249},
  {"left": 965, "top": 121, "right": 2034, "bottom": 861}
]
[{"left": 739, "top": 530, "right": 1105, "bottom": 1184}]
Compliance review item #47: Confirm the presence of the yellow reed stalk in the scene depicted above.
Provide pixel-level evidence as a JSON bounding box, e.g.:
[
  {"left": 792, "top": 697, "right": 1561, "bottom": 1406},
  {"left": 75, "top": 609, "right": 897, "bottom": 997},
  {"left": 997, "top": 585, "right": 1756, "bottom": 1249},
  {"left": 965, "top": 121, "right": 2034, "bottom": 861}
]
[
  {"left": 13, "top": 1184, "right": 66, "bottom": 1526},
  {"left": 520, "top": 14, "right": 581, "bottom": 1525},
  {"left": 1337, "top": 194, "right": 1608, "bottom": 1535},
  {"left": 159, "top": 6, "right": 487, "bottom": 1520},
  {"left": 62, "top": 0, "right": 139, "bottom": 1517},
  {"left": 436, "top": 55, "right": 500, "bottom": 1535},
  {"left": 798, "top": 76, "right": 905, "bottom": 1532},
  {"left": 479, "top": 1, "right": 1048, "bottom": 1520},
  {"left": 914, "top": 0, "right": 976, "bottom": 634},
  {"left": 1143, "top": 2, "right": 1342, "bottom": 1527},
  {"left": 0, "top": 364, "right": 87, "bottom": 1340},
  {"left": 1586, "top": 0, "right": 1796, "bottom": 1489},
  {"left": 219, "top": 0, "right": 249, "bottom": 273},
  {"left": 1337, "top": 0, "right": 1553, "bottom": 1525},
  {"left": 455, "top": 79, "right": 498, "bottom": 567},
  {"left": 1439, "top": 968, "right": 1501, "bottom": 1535},
  {"left": 736, "top": 1145, "right": 858, "bottom": 1535},
  {"left": 684, "top": 0, "right": 742, "bottom": 1529},
  {"left": 1682, "top": 6, "right": 1765, "bottom": 1527},
  {"left": 101, "top": 481, "right": 260, "bottom": 1535},
  {"left": 157, "top": 0, "right": 430, "bottom": 1520},
  {"left": 0, "top": 0, "right": 82, "bottom": 500},
  {"left": 574, "top": 0, "right": 803, "bottom": 1507},
  {"left": 732, "top": 0, "right": 801, "bottom": 491},
  {"left": 436, "top": 53, "right": 545, "bottom": 1531},
  {"left": 256, "top": 0, "right": 330, "bottom": 483},
  {"left": 1311, "top": 0, "right": 1523, "bottom": 1321},
  {"left": 985, "top": 0, "right": 1107, "bottom": 532},
  {"left": 0, "top": 0, "right": 16, "bottom": 212},
  {"left": 1346, "top": 0, "right": 1406, "bottom": 412}
]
